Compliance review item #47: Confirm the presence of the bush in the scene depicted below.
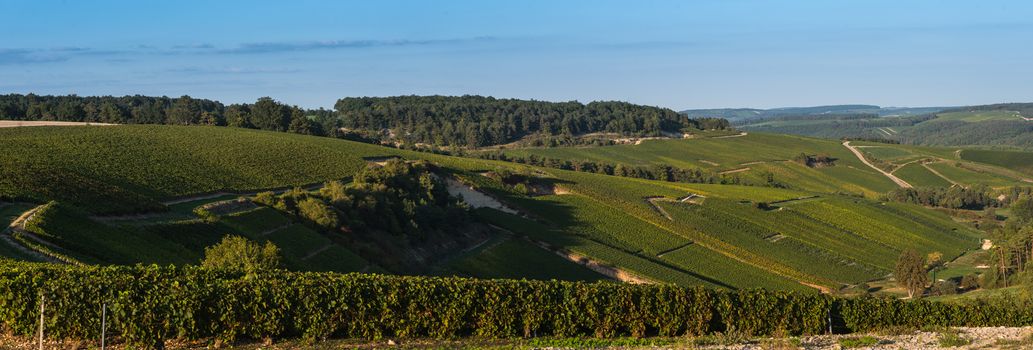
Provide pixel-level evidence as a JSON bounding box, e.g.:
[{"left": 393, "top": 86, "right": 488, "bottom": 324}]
[
  {"left": 297, "top": 197, "right": 339, "bottom": 228},
  {"left": 933, "top": 280, "right": 958, "bottom": 296},
  {"left": 201, "top": 236, "right": 282, "bottom": 272},
  {"left": 959, "top": 274, "right": 979, "bottom": 290}
]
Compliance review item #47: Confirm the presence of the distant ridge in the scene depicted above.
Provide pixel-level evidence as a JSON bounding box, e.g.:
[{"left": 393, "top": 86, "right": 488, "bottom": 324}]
[{"left": 681, "top": 104, "right": 951, "bottom": 122}]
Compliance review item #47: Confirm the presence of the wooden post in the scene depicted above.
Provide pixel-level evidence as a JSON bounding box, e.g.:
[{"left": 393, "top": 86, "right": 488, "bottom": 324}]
[
  {"left": 38, "top": 294, "right": 44, "bottom": 350},
  {"left": 827, "top": 307, "right": 832, "bottom": 335},
  {"left": 101, "top": 303, "right": 106, "bottom": 350}
]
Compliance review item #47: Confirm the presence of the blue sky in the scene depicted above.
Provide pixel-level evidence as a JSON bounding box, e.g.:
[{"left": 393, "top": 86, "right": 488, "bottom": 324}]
[{"left": 1, "top": 0, "right": 1031, "bottom": 109}]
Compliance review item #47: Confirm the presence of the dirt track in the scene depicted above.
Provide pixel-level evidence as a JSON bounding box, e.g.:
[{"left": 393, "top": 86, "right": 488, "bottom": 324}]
[
  {"left": 843, "top": 141, "right": 912, "bottom": 188},
  {"left": 0, "top": 120, "right": 117, "bottom": 128}
]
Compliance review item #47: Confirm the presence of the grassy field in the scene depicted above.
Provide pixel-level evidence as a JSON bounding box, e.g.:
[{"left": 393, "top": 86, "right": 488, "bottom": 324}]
[{"left": 0, "top": 125, "right": 985, "bottom": 291}]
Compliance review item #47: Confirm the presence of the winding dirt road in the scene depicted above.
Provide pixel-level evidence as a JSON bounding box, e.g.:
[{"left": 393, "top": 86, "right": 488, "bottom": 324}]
[{"left": 843, "top": 141, "right": 912, "bottom": 188}]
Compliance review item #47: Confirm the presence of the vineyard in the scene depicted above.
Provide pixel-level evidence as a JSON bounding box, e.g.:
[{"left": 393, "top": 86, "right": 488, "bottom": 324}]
[
  {"left": 0, "top": 126, "right": 394, "bottom": 214},
  {"left": 497, "top": 132, "right": 900, "bottom": 197},
  {"left": 893, "top": 163, "right": 953, "bottom": 187},
  {"left": 0, "top": 125, "right": 985, "bottom": 291},
  {"left": 446, "top": 236, "right": 606, "bottom": 281},
  {"left": 2, "top": 262, "right": 1033, "bottom": 348},
  {"left": 850, "top": 143, "right": 1032, "bottom": 188},
  {"left": 960, "top": 149, "right": 1033, "bottom": 175}
]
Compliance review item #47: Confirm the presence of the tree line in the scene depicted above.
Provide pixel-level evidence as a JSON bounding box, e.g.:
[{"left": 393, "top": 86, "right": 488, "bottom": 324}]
[
  {"left": 0, "top": 94, "right": 337, "bottom": 136},
  {"left": 882, "top": 185, "right": 1033, "bottom": 210},
  {"left": 335, "top": 95, "right": 728, "bottom": 147},
  {"left": 982, "top": 195, "right": 1033, "bottom": 289},
  {"left": 0, "top": 94, "right": 732, "bottom": 148},
  {"left": 473, "top": 152, "right": 779, "bottom": 187}
]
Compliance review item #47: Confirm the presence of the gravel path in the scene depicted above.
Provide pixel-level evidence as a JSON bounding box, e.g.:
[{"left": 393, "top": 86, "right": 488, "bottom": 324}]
[{"left": 702, "top": 327, "right": 1033, "bottom": 349}]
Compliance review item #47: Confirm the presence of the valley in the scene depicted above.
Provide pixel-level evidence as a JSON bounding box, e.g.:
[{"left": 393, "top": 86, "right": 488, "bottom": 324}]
[{"left": 0, "top": 124, "right": 993, "bottom": 293}]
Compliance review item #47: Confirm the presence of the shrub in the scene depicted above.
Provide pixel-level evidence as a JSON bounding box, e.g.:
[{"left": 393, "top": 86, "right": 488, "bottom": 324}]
[
  {"left": 297, "top": 197, "right": 339, "bottom": 228},
  {"left": 201, "top": 236, "right": 282, "bottom": 272},
  {"left": 959, "top": 274, "right": 979, "bottom": 290},
  {"left": 933, "top": 280, "right": 958, "bottom": 296}
]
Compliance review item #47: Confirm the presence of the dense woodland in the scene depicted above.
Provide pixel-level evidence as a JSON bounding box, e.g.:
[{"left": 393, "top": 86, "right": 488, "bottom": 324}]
[
  {"left": 0, "top": 94, "right": 731, "bottom": 148},
  {"left": 0, "top": 94, "right": 337, "bottom": 136},
  {"left": 883, "top": 186, "right": 1000, "bottom": 210},
  {"left": 335, "top": 95, "right": 728, "bottom": 147}
]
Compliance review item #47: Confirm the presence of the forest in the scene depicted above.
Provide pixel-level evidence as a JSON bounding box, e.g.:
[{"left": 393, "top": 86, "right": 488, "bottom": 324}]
[
  {"left": 335, "top": 95, "right": 728, "bottom": 147},
  {"left": 0, "top": 94, "right": 731, "bottom": 148},
  {"left": 0, "top": 94, "right": 335, "bottom": 136}
]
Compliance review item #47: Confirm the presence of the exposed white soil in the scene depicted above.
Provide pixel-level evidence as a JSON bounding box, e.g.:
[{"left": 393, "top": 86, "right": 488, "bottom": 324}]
[
  {"left": 718, "top": 167, "right": 751, "bottom": 175},
  {"left": 712, "top": 131, "right": 748, "bottom": 139},
  {"left": 701, "top": 327, "right": 1033, "bottom": 350},
  {"left": 0, "top": 120, "right": 117, "bottom": 128},
  {"left": 444, "top": 178, "right": 519, "bottom": 214},
  {"left": 527, "top": 238, "right": 654, "bottom": 284},
  {"left": 644, "top": 197, "right": 674, "bottom": 221},
  {"left": 552, "top": 185, "right": 571, "bottom": 195}
]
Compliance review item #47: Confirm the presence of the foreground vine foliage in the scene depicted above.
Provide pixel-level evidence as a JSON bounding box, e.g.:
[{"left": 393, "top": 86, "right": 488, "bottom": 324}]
[{"left": 0, "top": 263, "right": 1030, "bottom": 348}]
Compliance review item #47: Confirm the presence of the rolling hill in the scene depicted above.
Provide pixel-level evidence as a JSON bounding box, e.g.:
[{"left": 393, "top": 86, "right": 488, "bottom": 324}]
[
  {"left": 0, "top": 125, "right": 984, "bottom": 292},
  {"left": 683, "top": 104, "right": 948, "bottom": 123},
  {"left": 735, "top": 103, "right": 1033, "bottom": 150}
]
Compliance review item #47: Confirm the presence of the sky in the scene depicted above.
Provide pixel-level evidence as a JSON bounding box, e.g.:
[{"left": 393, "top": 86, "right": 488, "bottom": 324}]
[{"left": 1, "top": 0, "right": 1031, "bottom": 110}]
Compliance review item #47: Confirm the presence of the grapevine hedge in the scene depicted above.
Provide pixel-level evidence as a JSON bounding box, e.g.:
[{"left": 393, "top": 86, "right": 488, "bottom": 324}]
[{"left": 1, "top": 262, "right": 1030, "bottom": 349}]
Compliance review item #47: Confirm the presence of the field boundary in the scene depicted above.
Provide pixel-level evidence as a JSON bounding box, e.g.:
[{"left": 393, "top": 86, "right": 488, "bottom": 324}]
[
  {"left": 2, "top": 204, "right": 63, "bottom": 263},
  {"left": 575, "top": 190, "right": 832, "bottom": 291},
  {"left": 843, "top": 141, "right": 912, "bottom": 188},
  {"left": 922, "top": 162, "right": 961, "bottom": 186}
]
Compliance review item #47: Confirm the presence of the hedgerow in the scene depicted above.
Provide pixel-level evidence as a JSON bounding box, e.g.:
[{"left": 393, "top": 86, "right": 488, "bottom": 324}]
[
  {"left": 2, "top": 262, "right": 1029, "bottom": 349},
  {"left": 0, "top": 262, "right": 821, "bottom": 347}
]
